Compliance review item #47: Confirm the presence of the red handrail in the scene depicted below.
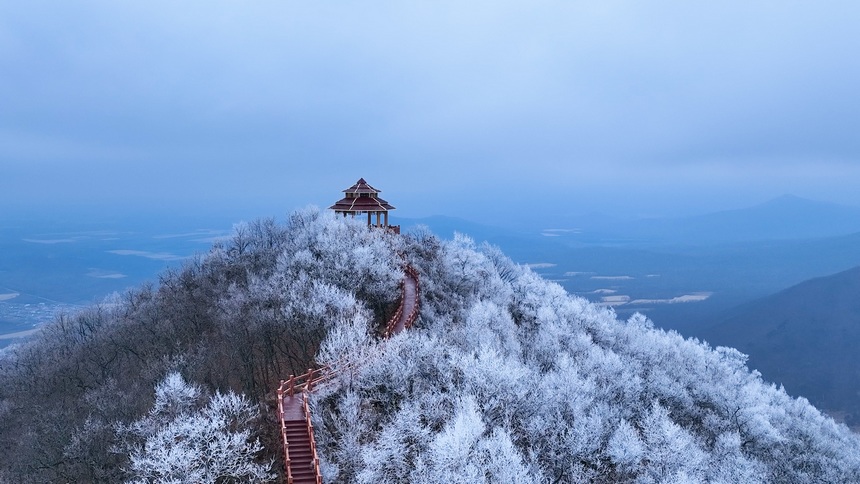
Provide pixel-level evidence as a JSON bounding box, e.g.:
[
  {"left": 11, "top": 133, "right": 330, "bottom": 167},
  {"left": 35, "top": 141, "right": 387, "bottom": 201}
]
[
  {"left": 277, "top": 264, "right": 420, "bottom": 482},
  {"left": 303, "top": 393, "right": 323, "bottom": 484},
  {"left": 276, "top": 384, "right": 294, "bottom": 484},
  {"left": 383, "top": 265, "right": 420, "bottom": 337}
]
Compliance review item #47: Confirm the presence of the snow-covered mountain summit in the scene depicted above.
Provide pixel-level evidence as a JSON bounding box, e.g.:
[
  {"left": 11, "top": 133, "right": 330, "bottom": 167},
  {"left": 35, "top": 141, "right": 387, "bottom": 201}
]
[{"left": 1, "top": 208, "right": 857, "bottom": 482}]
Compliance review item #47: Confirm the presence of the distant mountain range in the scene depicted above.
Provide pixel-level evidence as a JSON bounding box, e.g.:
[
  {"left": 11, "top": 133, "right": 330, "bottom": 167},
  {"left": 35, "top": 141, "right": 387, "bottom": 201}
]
[
  {"left": 552, "top": 194, "right": 860, "bottom": 246},
  {"left": 655, "top": 195, "right": 860, "bottom": 244},
  {"left": 702, "top": 265, "right": 860, "bottom": 426},
  {"left": 400, "top": 201, "right": 860, "bottom": 335},
  {"left": 405, "top": 195, "right": 860, "bottom": 246}
]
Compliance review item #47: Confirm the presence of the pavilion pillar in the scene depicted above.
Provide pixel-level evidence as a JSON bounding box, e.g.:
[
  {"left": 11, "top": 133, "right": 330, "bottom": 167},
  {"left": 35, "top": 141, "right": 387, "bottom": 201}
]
[
  {"left": 367, "top": 212, "right": 372, "bottom": 226},
  {"left": 384, "top": 212, "right": 388, "bottom": 227}
]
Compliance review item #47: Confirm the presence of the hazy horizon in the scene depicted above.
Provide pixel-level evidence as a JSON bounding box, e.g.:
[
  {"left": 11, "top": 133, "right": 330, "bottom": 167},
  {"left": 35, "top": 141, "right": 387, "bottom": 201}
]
[{"left": 5, "top": 192, "right": 860, "bottom": 236}]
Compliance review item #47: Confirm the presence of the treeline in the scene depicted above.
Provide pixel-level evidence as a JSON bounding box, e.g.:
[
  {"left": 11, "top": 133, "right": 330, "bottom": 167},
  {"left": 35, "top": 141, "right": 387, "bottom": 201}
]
[{"left": 0, "top": 209, "right": 402, "bottom": 482}]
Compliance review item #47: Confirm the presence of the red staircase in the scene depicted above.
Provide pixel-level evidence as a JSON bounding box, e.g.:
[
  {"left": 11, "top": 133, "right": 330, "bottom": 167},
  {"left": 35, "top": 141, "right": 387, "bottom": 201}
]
[
  {"left": 283, "top": 420, "right": 317, "bottom": 483},
  {"left": 278, "top": 392, "right": 322, "bottom": 484},
  {"left": 276, "top": 265, "right": 420, "bottom": 483},
  {"left": 383, "top": 265, "right": 421, "bottom": 338}
]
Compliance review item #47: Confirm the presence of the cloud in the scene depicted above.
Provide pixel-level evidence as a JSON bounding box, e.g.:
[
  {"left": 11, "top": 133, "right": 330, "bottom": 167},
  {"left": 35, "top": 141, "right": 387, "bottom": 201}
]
[
  {"left": 2, "top": 1, "right": 860, "bottom": 219},
  {"left": 0, "top": 292, "right": 20, "bottom": 301}
]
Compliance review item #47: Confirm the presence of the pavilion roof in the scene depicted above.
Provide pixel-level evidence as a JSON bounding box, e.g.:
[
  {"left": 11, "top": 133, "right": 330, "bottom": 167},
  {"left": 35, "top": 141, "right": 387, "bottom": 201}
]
[
  {"left": 330, "top": 196, "right": 395, "bottom": 212},
  {"left": 342, "top": 177, "right": 381, "bottom": 194},
  {"left": 330, "top": 178, "right": 395, "bottom": 212}
]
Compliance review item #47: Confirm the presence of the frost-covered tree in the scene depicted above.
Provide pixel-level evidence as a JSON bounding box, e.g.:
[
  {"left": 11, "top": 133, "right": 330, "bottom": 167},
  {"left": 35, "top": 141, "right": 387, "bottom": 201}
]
[{"left": 122, "top": 372, "right": 274, "bottom": 484}]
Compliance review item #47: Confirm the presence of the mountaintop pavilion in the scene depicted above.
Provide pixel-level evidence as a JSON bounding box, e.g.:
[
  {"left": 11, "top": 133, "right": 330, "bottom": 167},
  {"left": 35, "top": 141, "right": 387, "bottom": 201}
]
[{"left": 329, "top": 178, "right": 399, "bottom": 233}]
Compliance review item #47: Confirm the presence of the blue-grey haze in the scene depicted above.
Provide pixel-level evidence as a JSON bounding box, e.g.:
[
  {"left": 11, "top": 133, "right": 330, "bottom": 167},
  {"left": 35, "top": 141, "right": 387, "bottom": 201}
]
[{"left": 2, "top": 1, "right": 860, "bottom": 227}]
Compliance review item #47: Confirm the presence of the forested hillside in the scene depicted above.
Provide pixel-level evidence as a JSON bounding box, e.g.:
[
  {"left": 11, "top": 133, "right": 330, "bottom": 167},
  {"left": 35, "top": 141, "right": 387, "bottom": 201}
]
[
  {"left": 0, "top": 209, "right": 403, "bottom": 482},
  {"left": 703, "top": 265, "right": 860, "bottom": 427},
  {"left": 1, "top": 209, "right": 858, "bottom": 482}
]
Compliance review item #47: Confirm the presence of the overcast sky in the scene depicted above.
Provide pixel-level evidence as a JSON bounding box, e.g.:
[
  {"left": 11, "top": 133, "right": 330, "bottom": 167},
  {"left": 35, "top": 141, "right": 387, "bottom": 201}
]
[{"left": 2, "top": 1, "right": 859, "bottom": 226}]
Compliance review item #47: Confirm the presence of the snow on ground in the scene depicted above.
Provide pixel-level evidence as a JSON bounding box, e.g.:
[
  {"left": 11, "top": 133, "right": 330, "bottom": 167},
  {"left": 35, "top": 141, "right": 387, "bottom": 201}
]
[
  {"left": 86, "top": 270, "right": 128, "bottom": 279},
  {"left": 629, "top": 292, "right": 713, "bottom": 304},
  {"left": 599, "top": 295, "right": 631, "bottom": 306},
  {"left": 108, "top": 250, "right": 187, "bottom": 261},
  {"left": 526, "top": 263, "right": 557, "bottom": 269}
]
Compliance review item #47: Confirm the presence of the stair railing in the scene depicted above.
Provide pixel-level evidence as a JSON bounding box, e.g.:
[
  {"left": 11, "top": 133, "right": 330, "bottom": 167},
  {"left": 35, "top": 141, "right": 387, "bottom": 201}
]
[
  {"left": 277, "top": 264, "right": 421, "bottom": 482},
  {"left": 383, "top": 264, "right": 420, "bottom": 337},
  {"left": 303, "top": 392, "right": 324, "bottom": 484},
  {"left": 276, "top": 384, "right": 295, "bottom": 484}
]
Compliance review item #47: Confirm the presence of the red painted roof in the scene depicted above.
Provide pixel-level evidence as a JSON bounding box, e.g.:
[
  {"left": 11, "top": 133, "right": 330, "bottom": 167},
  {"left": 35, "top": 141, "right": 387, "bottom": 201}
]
[
  {"left": 330, "top": 196, "right": 395, "bottom": 212},
  {"left": 343, "top": 178, "right": 380, "bottom": 194},
  {"left": 330, "top": 178, "right": 395, "bottom": 212}
]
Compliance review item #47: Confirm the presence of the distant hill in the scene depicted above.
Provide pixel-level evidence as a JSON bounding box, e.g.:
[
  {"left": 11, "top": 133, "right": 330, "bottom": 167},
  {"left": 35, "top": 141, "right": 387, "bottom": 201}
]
[
  {"left": 544, "top": 195, "right": 860, "bottom": 247},
  {"left": 702, "top": 266, "right": 860, "bottom": 425},
  {"left": 665, "top": 195, "right": 860, "bottom": 244}
]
